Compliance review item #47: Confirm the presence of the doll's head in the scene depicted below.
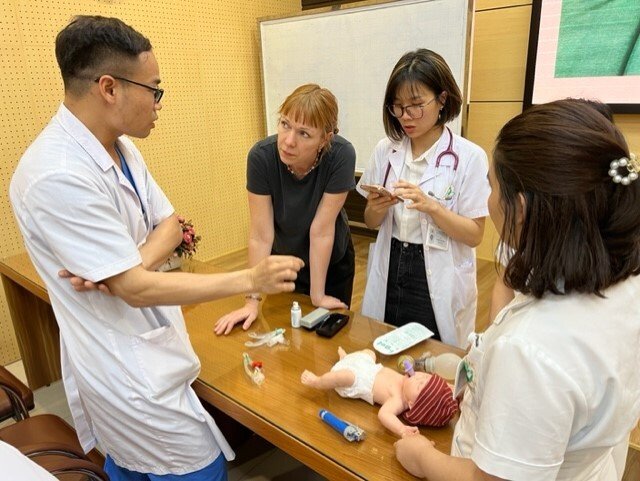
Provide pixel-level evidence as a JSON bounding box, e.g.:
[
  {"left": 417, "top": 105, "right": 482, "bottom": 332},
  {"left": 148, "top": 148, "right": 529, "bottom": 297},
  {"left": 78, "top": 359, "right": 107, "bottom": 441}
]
[
  {"left": 402, "top": 373, "right": 458, "bottom": 427},
  {"left": 401, "top": 371, "right": 431, "bottom": 405}
]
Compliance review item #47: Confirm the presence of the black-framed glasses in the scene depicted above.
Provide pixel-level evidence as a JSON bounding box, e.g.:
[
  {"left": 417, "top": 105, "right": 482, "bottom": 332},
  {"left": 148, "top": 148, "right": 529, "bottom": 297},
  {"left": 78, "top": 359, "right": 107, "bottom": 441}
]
[
  {"left": 387, "top": 96, "right": 437, "bottom": 119},
  {"left": 94, "top": 76, "right": 164, "bottom": 103}
]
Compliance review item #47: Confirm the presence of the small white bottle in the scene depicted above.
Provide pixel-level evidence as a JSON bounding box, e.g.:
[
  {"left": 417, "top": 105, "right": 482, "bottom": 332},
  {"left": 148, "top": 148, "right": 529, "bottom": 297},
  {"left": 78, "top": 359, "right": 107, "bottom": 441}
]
[
  {"left": 424, "top": 352, "right": 462, "bottom": 381},
  {"left": 290, "top": 301, "right": 301, "bottom": 328}
]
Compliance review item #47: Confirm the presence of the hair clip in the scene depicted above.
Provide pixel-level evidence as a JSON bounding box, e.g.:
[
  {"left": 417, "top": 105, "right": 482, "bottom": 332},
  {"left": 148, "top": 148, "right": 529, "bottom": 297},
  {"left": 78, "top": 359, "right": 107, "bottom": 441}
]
[{"left": 609, "top": 153, "right": 638, "bottom": 185}]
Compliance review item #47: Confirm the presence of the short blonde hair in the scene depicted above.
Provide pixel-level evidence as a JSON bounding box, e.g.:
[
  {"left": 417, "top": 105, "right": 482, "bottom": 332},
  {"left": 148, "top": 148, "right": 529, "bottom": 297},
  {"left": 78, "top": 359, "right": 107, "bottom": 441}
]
[{"left": 278, "top": 84, "right": 339, "bottom": 138}]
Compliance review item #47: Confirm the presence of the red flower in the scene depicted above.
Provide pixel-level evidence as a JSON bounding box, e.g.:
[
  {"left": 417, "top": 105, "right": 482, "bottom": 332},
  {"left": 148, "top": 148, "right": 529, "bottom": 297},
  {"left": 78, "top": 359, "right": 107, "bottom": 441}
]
[{"left": 172, "top": 215, "right": 201, "bottom": 259}]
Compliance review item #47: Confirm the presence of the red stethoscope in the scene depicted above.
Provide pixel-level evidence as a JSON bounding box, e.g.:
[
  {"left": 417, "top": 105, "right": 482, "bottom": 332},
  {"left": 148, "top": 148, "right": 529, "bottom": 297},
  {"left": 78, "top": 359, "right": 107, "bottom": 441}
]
[
  {"left": 435, "top": 127, "right": 459, "bottom": 170},
  {"left": 383, "top": 127, "right": 459, "bottom": 193}
]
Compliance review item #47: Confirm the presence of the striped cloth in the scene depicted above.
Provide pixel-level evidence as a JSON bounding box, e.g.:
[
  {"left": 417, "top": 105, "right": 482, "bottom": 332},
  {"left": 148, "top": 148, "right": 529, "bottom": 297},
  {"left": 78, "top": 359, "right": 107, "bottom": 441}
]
[{"left": 403, "top": 374, "right": 459, "bottom": 427}]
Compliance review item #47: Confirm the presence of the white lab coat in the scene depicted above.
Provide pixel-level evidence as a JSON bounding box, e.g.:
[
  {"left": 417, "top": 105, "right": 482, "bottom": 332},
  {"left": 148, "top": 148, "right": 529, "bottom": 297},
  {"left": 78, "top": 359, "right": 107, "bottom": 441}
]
[
  {"left": 356, "top": 130, "right": 489, "bottom": 347},
  {"left": 452, "top": 274, "right": 640, "bottom": 480},
  {"left": 9, "top": 104, "right": 233, "bottom": 474}
]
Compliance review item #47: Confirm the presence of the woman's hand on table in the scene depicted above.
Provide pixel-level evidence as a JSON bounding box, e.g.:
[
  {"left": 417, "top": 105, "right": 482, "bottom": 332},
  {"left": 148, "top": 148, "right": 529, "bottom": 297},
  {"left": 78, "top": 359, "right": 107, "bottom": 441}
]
[
  {"left": 395, "top": 433, "right": 505, "bottom": 481},
  {"left": 311, "top": 293, "right": 347, "bottom": 310},
  {"left": 214, "top": 302, "right": 259, "bottom": 335},
  {"left": 394, "top": 433, "right": 435, "bottom": 478}
]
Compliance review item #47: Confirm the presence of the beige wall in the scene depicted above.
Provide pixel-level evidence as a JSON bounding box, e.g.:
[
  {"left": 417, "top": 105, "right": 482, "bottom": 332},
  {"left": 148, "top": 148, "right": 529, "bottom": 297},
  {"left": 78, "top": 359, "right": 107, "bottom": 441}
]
[
  {"left": 467, "top": 0, "right": 640, "bottom": 260},
  {"left": 1, "top": 0, "right": 638, "bottom": 363},
  {"left": 0, "top": 0, "right": 300, "bottom": 364}
]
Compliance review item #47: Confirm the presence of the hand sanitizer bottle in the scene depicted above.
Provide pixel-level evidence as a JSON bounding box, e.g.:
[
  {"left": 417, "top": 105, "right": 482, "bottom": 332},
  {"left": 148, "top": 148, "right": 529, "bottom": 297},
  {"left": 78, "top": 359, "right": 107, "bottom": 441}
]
[{"left": 291, "top": 301, "right": 301, "bottom": 328}]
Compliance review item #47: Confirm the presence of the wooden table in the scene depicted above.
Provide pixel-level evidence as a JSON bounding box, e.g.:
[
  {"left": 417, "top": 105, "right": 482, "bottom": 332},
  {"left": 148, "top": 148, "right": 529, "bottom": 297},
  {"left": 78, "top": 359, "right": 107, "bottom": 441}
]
[
  {"left": 1, "top": 253, "right": 461, "bottom": 480},
  {"left": 0, "top": 253, "right": 59, "bottom": 390}
]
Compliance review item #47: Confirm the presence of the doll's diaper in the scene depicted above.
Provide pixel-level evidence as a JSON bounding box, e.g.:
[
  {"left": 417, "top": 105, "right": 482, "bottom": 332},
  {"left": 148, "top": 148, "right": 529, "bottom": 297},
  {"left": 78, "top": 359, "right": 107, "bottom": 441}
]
[{"left": 331, "top": 352, "right": 383, "bottom": 405}]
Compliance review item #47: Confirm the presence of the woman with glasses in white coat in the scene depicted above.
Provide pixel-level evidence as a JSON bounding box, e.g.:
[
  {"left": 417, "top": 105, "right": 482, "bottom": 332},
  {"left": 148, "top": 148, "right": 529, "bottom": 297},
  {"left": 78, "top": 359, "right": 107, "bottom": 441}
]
[{"left": 357, "top": 49, "right": 490, "bottom": 348}]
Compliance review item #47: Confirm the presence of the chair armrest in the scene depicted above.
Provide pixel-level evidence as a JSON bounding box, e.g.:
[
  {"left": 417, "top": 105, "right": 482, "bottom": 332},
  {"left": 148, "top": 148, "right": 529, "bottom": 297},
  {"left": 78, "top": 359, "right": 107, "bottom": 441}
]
[
  {"left": 19, "top": 441, "right": 86, "bottom": 460},
  {"left": 0, "top": 366, "right": 34, "bottom": 421},
  {"left": 35, "top": 456, "right": 109, "bottom": 481}
]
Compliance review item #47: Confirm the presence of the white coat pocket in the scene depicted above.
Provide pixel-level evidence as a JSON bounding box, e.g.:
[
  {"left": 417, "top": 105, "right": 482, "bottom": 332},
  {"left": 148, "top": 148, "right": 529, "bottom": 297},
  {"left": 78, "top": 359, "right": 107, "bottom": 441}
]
[{"left": 131, "top": 323, "right": 200, "bottom": 398}]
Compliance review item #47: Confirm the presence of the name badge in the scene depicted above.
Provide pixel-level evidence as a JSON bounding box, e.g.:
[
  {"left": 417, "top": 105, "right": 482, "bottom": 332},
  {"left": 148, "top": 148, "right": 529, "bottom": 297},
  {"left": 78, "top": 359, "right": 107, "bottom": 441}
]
[
  {"left": 454, "top": 359, "right": 467, "bottom": 399},
  {"left": 426, "top": 222, "right": 449, "bottom": 250}
]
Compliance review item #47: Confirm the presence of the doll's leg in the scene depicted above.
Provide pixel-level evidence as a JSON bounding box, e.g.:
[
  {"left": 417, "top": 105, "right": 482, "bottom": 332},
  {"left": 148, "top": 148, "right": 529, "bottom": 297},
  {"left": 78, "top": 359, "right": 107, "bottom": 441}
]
[
  {"left": 301, "top": 369, "right": 355, "bottom": 390},
  {"left": 362, "top": 349, "right": 376, "bottom": 362}
]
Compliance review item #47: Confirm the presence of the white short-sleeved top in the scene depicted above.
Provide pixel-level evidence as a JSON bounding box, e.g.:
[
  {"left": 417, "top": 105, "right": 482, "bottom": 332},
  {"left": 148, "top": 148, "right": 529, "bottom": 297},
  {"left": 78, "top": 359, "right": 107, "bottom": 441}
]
[
  {"left": 9, "top": 104, "right": 233, "bottom": 474},
  {"left": 391, "top": 142, "right": 436, "bottom": 244},
  {"left": 452, "top": 275, "right": 640, "bottom": 481}
]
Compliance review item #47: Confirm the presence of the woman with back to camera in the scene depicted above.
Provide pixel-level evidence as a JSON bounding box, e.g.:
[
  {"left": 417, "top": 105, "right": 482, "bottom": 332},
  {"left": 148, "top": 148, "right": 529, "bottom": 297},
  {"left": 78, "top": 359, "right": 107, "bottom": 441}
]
[
  {"left": 215, "top": 84, "right": 356, "bottom": 334},
  {"left": 394, "top": 99, "right": 640, "bottom": 480},
  {"left": 357, "top": 49, "right": 490, "bottom": 348},
  {"left": 487, "top": 98, "right": 618, "bottom": 322}
]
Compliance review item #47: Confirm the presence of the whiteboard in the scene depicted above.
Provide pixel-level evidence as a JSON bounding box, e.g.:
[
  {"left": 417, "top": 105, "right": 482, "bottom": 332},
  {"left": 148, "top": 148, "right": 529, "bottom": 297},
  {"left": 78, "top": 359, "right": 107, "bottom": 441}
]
[{"left": 260, "top": 0, "right": 471, "bottom": 172}]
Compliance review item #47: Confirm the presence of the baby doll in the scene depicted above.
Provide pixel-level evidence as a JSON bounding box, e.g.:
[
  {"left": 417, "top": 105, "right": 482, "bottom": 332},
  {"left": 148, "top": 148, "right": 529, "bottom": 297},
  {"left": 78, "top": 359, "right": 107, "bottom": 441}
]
[{"left": 300, "top": 347, "right": 458, "bottom": 437}]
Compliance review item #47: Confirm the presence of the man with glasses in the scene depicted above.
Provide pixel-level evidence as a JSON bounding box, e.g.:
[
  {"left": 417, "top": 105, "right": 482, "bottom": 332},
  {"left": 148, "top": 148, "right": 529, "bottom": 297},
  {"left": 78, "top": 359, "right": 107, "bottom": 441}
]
[
  {"left": 94, "top": 75, "right": 164, "bottom": 104},
  {"left": 10, "top": 15, "right": 303, "bottom": 481}
]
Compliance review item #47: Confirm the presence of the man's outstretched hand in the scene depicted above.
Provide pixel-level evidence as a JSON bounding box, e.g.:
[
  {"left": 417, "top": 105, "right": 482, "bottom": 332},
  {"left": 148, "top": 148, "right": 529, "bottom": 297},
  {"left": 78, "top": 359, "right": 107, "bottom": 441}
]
[{"left": 250, "top": 255, "right": 304, "bottom": 294}]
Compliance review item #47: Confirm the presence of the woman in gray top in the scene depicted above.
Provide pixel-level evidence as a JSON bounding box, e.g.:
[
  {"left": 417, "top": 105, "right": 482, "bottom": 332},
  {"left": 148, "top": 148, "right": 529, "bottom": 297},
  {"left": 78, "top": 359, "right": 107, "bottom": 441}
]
[{"left": 215, "top": 84, "right": 356, "bottom": 335}]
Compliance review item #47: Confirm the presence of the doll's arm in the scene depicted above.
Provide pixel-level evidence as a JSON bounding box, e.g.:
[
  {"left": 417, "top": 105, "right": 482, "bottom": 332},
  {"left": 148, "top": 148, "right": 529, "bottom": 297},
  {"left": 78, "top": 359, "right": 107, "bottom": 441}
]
[{"left": 378, "top": 396, "right": 419, "bottom": 438}]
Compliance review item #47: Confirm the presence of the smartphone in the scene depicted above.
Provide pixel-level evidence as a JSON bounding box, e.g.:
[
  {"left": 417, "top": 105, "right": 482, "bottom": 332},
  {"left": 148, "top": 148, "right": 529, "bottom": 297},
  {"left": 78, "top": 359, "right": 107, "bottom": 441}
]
[
  {"left": 316, "top": 313, "right": 349, "bottom": 338},
  {"left": 360, "top": 183, "right": 396, "bottom": 198}
]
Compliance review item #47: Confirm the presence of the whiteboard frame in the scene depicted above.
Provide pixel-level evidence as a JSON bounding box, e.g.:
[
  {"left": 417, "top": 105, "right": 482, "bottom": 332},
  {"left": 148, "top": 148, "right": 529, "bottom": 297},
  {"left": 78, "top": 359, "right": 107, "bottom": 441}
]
[{"left": 258, "top": 0, "right": 474, "bottom": 172}]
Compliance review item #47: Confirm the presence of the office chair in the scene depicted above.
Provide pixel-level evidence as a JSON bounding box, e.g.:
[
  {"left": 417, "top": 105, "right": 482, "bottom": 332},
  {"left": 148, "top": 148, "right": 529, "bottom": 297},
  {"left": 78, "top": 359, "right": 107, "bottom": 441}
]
[
  {"left": 0, "top": 365, "right": 105, "bottom": 472},
  {"left": 0, "top": 364, "right": 34, "bottom": 422},
  {"left": 32, "top": 456, "right": 109, "bottom": 481}
]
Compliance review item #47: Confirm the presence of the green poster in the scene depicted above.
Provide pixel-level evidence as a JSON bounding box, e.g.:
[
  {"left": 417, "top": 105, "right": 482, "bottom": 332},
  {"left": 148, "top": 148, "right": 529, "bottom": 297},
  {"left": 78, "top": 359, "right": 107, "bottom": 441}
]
[{"left": 555, "top": 0, "right": 640, "bottom": 77}]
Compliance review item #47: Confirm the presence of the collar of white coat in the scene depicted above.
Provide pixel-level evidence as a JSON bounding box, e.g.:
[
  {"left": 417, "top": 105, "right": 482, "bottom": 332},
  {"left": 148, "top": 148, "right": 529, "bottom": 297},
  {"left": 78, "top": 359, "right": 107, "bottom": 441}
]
[
  {"left": 493, "top": 291, "right": 535, "bottom": 326},
  {"left": 56, "top": 103, "right": 129, "bottom": 174},
  {"left": 388, "top": 128, "right": 455, "bottom": 185}
]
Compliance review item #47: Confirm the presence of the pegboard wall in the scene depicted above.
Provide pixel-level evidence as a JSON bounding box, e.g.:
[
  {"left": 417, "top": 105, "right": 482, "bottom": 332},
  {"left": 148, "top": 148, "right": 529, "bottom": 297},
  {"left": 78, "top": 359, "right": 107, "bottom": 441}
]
[{"left": 0, "top": 0, "right": 300, "bottom": 365}]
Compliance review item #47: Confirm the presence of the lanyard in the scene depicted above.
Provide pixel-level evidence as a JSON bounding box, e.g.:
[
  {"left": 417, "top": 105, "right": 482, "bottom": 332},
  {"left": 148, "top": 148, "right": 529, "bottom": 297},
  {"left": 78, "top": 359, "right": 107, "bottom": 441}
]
[{"left": 116, "top": 145, "right": 146, "bottom": 215}]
